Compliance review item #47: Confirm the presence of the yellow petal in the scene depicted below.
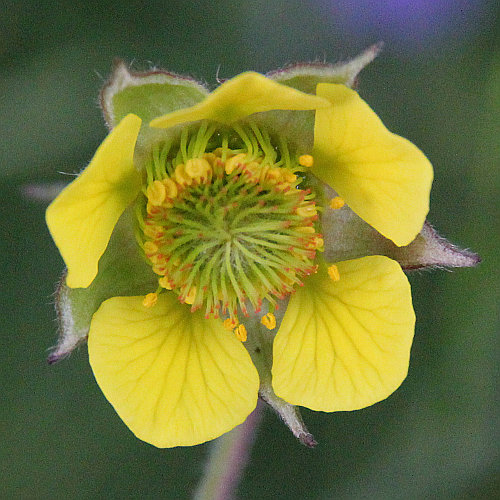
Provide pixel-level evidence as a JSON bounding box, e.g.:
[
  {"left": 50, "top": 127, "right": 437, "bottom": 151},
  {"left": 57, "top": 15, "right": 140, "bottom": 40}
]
[
  {"left": 272, "top": 256, "right": 415, "bottom": 411},
  {"left": 150, "top": 72, "right": 329, "bottom": 128},
  {"left": 46, "top": 114, "right": 142, "bottom": 288},
  {"left": 88, "top": 294, "right": 259, "bottom": 448},
  {"left": 313, "top": 84, "right": 433, "bottom": 246}
]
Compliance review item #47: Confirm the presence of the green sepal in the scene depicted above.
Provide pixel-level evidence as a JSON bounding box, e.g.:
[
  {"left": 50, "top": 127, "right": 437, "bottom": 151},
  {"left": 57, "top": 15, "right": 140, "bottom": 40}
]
[
  {"left": 320, "top": 181, "right": 480, "bottom": 270},
  {"left": 267, "top": 43, "right": 383, "bottom": 94},
  {"left": 242, "top": 313, "right": 317, "bottom": 447},
  {"left": 248, "top": 45, "right": 382, "bottom": 154},
  {"left": 100, "top": 60, "right": 209, "bottom": 128},
  {"left": 48, "top": 208, "right": 158, "bottom": 363}
]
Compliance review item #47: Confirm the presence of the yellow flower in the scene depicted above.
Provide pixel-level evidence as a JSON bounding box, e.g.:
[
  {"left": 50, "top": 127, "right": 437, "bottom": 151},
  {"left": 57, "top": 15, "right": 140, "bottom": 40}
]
[{"left": 46, "top": 67, "right": 432, "bottom": 447}]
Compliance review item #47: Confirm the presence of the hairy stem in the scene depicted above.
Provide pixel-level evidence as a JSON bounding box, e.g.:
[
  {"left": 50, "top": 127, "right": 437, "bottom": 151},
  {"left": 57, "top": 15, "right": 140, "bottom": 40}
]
[{"left": 194, "top": 402, "right": 263, "bottom": 500}]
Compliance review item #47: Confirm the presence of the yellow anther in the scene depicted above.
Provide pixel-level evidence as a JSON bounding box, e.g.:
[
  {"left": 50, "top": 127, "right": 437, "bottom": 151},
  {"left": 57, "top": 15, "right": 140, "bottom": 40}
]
[
  {"left": 234, "top": 324, "right": 247, "bottom": 342},
  {"left": 223, "top": 317, "right": 239, "bottom": 331},
  {"left": 225, "top": 153, "right": 247, "bottom": 175},
  {"left": 299, "top": 154, "right": 314, "bottom": 168},
  {"left": 328, "top": 264, "right": 340, "bottom": 282},
  {"left": 143, "top": 241, "right": 159, "bottom": 255},
  {"left": 146, "top": 201, "right": 156, "bottom": 215},
  {"left": 296, "top": 203, "right": 317, "bottom": 218},
  {"left": 261, "top": 312, "right": 276, "bottom": 330},
  {"left": 296, "top": 226, "right": 315, "bottom": 233},
  {"left": 266, "top": 167, "right": 283, "bottom": 184},
  {"left": 185, "top": 158, "right": 212, "bottom": 182},
  {"left": 314, "top": 237, "right": 324, "bottom": 250},
  {"left": 329, "top": 196, "right": 345, "bottom": 210},
  {"left": 158, "top": 275, "right": 173, "bottom": 290},
  {"left": 147, "top": 254, "right": 163, "bottom": 265},
  {"left": 162, "top": 178, "right": 178, "bottom": 199},
  {"left": 282, "top": 171, "right": 298, "bottom": 183},
  {"left": 306, "top": 236, "right": 324, "bottom": 250},
  {"left": 184, "top": 286, "right": 197, "bottom": 305},
  {"left": 244, "top": 161, "right": 262, "bottom": 182},
  {"left": 152, "top": 265, "right": 166, "bottom": 276},
  {"left": 142, "top": 292, "right": 158, "bottom": 308},
  {"left": 174, "top": 164, "right": 193, "bottom": 186},
  {"left": 146, "top": 180, "right": 167, "bottom": 206},
  {"left": 143, "top": 225, "right": 163, "bottom": 239},
  {"left": 204, "top": 152, "right": 218, "bottom": 165}
]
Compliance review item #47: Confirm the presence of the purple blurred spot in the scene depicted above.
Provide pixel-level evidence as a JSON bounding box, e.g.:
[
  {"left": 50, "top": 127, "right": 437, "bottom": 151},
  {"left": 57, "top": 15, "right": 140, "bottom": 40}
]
[{"left": 318, "top": 0, "right": 493, "bottom": 51}]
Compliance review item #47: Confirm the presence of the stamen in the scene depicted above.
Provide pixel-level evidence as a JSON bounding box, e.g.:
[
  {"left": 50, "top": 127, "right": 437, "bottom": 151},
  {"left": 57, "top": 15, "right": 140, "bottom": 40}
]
[
  {"left": 234, "top": 324, "right": 247, "bottom": 342},
  {"left": 296, "top": 203, "right": 318, "bottom": 218},
  {"left": 299, "top": 154, "right": 314, "bottom": 168},
  {"left": 261, "top": 312, "right": 276, "bottom": 330},
  {"left": 329, "top": 196, "right": 345, "bottom": 209},
  {"left": 146, "top": 180, "right": 167, "bottom": 206},
  {"left": 142, "top": 292, "right": 158, "bottom": 308},
  {"left": 174, "top": 164, "right": 192, "bottom": 187},
  {"left": 223, "top": 318, "right": 238, "bottom": 331},
  {"left": 185, "top": 158, "right": 211, "bottom": 182},
  {"left": 327, "top": 264, "right": 340, "bottom": 282},
  {"left": 163, "top": 178, "right": 178, "bottom": 199},
  {"left": 184, "top": 286, "right": 197, "bottom": 305},
  {"left": 158, "top": 276, "right": 173, "bottom": 290},
  {"left": 225, "top": 153, "right": 247, "bottom": 175}
]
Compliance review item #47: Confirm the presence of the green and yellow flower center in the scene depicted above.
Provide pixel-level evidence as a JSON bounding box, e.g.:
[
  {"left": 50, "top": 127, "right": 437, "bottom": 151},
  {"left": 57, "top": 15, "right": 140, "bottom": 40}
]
[{"left": 136, "top": 123, "right": 323, "bottom": 326}]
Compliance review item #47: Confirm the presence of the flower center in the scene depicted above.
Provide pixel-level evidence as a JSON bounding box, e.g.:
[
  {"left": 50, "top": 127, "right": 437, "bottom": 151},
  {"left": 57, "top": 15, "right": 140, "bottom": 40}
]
[{"left": 136, "top": 123, "right": 322, "bottom": 322}]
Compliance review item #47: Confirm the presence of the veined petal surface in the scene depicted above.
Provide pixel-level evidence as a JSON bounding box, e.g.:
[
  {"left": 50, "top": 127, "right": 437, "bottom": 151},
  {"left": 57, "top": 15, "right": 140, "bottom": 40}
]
[
  {"left": 272, "top": 256, "right": 415, "bottom": 412},
  {"left": 313, "top": 84, "right": 433, "bottom": 246},
  {"left": 88, "top": 294, "right": 259, "bottom": 448},
  {"left": 46, "top": 114, "right": 142, "bottom": 288},
  {"left": 150, "top": 72, "right": 329, "bottom": 128}
]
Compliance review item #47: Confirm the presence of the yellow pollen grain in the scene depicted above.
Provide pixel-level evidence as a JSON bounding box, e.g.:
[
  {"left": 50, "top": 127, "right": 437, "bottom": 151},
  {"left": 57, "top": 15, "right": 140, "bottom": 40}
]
[
  {"left": 158, "top": 276, "right": 173, "bottom": 290},
  {"left": 329, "top": 196, "right": 345, "bottom": 210},
  {"left": 234, "top": 324, "right": 247, "bottom": 342},
  {"left": 184, "top": 286, "right": 197, "bottom": 305},
  {"left": 328, "top": 264, "right": 341, "bottom": 282},
  {"left": 146, "top": 180, "right": 167, "bottom": 206},
  {"left": 299, "top": 154, "right": 314, "bottom": 168},
  {"left": 225, "top": 153, "right": 247, "bottom": 175},
  {"left": 261, "top": 313, "right": 276, "bottom": 330},
  {"left": 223, "top": 318, "right": 238, "bottom": 331},
  {"left": 142, "top": 292, "right": 158, "bottom": 308}
]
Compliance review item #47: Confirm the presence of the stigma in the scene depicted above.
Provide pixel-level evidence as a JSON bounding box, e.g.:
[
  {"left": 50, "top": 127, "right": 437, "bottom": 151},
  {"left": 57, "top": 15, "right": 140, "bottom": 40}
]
[{"left": 136, "top": 122, "right": 322, "bottom": 326}]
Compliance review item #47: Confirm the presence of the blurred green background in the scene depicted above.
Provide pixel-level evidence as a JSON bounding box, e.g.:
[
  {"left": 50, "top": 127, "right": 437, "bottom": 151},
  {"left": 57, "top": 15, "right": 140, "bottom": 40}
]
[{"left": 1, "top": 1, "right": 498, "bottom": 498}]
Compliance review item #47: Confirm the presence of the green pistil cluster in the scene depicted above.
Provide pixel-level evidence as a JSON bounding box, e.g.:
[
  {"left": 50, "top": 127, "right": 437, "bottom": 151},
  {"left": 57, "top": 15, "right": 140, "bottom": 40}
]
[{"left": 136, "top": 123, "right": 323, "bottom": 320}]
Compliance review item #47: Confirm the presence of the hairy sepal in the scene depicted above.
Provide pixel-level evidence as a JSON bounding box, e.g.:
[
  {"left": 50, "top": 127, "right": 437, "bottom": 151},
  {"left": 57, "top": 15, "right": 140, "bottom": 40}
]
[
  {"left": 48, "top": 209, "right": 158, "bottom": 363},
  {"left": 321, "top": 183, "right": 480, "bottom": 270}
]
